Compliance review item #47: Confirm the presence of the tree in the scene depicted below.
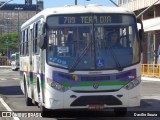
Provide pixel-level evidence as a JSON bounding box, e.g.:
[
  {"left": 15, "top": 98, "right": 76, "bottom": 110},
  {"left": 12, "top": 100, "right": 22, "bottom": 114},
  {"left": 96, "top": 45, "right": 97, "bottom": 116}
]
[{"left": 0, "top": 33, "right": 19, "bottom": 56}]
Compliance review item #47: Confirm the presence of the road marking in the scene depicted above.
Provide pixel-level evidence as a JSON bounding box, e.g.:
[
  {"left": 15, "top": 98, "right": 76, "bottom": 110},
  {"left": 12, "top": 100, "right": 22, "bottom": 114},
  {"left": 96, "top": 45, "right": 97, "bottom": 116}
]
[
  {"left": 0, "top": 78, "right": 7, "bottom": 81},
  {"left": 0, "top": 78, "right": 19, "bottom": 81},
  {"left": 12, "top": 78, "right": 19, "bottom": 80},
  {"left": 0, "top": 97, "right": 20, "bottom": 120}
]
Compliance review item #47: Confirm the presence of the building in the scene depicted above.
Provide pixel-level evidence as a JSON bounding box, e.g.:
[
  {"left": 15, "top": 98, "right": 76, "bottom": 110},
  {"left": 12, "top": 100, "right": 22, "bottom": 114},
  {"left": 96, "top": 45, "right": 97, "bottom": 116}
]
[
  {"left": 117, "top": 0, "right": 160, "bottom": 64},
  {"left": 25, "top": 0, "right": 32, "bottom": 5},
  {"left": 0, "top": 0, "right": 44, "bottom": 63},
  {"left": 0, "top": 4, "right": 36, "bottom": 35},
  {"left": 0, "top": 0, "right": 44, "bottom": 35}
]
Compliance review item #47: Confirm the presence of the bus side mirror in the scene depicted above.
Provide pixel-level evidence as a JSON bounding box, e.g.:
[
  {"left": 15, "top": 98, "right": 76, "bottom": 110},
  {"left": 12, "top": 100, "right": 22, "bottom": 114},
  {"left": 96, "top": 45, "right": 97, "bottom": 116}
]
[
  {"left": 39, "top": 23, "right": 47, "bottom": 49},
  {"left": 137, "top": 19, "right": 144, "bottom": 41},
  {"left": 39, "top": 34, "right": 46, "bottom": 49},
  {"left": 139, "top": 29, "right": 144, "bottom": 41}
]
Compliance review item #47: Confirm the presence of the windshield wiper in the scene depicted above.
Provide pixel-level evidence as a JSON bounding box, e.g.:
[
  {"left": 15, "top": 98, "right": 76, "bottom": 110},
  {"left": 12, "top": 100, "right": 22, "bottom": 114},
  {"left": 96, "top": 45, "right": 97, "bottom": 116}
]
[
  {"left": 69, "top": 16, "right": 96, "bottom": 73},
  {"left": 68, "top": 41, "right": 93, "bottom": 73},
  {"left": 108, "top": 46, "right": 123, "bottom": 71}
]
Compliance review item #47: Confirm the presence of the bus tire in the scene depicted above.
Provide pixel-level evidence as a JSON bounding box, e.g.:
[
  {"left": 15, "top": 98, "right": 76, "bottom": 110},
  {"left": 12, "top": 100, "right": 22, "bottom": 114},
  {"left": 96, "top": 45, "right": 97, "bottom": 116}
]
[
  {"left": 41, "top": 106, "right": 52, "bottom": 117},
  {"left": 114, "top": 107, "right": 127, "bottom": 116},
  {"left": 15, "top": 68, "right": 19, "bottom": 71},
  {"left": 24, "top": 80, "right": 34, "bottom": 106}
]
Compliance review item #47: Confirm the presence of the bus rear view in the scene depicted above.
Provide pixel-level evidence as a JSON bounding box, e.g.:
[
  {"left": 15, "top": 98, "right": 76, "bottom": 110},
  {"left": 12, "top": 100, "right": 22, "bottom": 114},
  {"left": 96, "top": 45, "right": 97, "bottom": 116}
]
[{"left": 11, "top": 52, "right": 19, "bottom": 71}]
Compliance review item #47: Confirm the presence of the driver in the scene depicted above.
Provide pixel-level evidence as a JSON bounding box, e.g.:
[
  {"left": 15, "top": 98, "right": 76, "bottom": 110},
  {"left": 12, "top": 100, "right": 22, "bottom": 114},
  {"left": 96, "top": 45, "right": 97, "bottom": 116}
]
[{"left": 109, "top": 31, "right": 123, "bottom": 48}]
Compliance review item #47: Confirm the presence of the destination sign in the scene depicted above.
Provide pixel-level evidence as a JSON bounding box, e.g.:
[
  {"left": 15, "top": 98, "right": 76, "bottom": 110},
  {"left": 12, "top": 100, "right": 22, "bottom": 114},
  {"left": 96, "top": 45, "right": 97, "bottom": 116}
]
[{"left": 59, "top": 14, "right": 122, "bottom": 24}]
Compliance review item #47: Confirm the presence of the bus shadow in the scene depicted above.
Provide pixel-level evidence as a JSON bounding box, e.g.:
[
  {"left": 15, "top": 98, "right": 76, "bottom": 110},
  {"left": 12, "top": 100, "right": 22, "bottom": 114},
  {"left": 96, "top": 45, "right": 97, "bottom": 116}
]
[
  {"left": 55, "top": 110, "right": 127, "bottom": 120},
  {"left": 51, "top": 110, "right": 121, "bottom": 119},
  {"left": 54, "top": 99, "right": 160, "bottom": 119},
  {"left": 0, "top": 86, "right": 23, "bottom": 95}
]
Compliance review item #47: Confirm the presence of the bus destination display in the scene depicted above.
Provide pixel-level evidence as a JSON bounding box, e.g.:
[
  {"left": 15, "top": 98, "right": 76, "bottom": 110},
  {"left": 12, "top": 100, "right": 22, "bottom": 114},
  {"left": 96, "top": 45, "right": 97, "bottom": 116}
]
[{"left": 59, "top": 15, "right": 120, "bottom": 24}]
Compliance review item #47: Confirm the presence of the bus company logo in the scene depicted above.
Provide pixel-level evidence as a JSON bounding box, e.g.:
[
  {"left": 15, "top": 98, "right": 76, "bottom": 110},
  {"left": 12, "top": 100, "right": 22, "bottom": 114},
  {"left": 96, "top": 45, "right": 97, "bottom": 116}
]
[
  {"left": 72, "top": 75, "right": 78, "bottom": 81},
  {"left": 93, "top": 83, "right": 99, "bottom": 89},
  {"left": 2, "top": 112, "right": 11, "bottom": 117}
]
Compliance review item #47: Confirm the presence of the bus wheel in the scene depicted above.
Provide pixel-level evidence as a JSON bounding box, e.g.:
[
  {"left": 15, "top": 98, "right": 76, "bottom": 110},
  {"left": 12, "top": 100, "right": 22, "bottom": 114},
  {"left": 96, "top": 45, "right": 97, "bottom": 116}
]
[
  {"left": 114, "top": 107, "right": 127, "bottom": 116},
  {"left": 24, "top": 82, "right": 34, "bottom": 106},
  {"left": 40, "top": 105, "right": 52, "bottom": 117},
  {"left": 15, "top": 68, "right": 19, "bottom": 71}
]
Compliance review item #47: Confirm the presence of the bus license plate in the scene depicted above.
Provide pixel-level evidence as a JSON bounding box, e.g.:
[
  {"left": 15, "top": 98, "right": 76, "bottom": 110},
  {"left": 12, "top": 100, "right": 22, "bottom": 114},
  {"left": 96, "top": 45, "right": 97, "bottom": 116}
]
[{"left": 88, "top": 104, "right": 104, "bottom": 110}]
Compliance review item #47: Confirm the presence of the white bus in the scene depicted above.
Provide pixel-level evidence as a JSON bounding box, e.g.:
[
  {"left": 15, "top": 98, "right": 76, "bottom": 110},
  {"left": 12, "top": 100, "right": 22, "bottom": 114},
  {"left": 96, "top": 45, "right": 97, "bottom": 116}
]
[
  {"left": 20, "top": 5, "right": 144, "bottom": 117},
  {"left": 11, "top": 52, "right": 19, "bottom": 71}
]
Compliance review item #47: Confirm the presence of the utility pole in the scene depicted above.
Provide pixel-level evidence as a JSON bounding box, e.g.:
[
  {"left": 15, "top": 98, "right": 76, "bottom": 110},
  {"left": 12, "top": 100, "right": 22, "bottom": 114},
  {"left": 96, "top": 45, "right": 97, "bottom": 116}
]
[
  {"left": 6, "top": 18, "right": 10, "bottom": 60},
  {"left": 75, "top": 0, "right": 77, "bottom": 5},
  {"left": 14, "top": 7, "right": 23, "bottom": 45},
  {"left": 75, "top": 0, "right": 90, "bottom": 5},
  {"left": 109, "top": 0, "right": 119, "bottom": 7}
]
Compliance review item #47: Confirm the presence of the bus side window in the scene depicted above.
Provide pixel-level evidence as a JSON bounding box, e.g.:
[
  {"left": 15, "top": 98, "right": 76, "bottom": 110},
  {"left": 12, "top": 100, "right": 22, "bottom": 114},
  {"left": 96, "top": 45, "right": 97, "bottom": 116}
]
[{"left": 33, "top": 21, "right": 40, "bottom": 54}]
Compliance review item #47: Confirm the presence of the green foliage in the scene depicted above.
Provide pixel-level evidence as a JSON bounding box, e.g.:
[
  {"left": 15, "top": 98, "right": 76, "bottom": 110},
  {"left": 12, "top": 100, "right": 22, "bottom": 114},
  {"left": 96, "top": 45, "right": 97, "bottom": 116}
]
[{"left": 0, "top": 33, "right": 19, "bottom": 56}]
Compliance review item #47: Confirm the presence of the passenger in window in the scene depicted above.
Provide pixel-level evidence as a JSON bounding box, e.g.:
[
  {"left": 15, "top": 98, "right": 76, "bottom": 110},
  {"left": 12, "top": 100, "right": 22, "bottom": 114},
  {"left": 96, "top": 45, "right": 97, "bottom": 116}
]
[
  {"left": 108, "top": 31, "right": 123, "bottom": 48},
  {"left": 67, "top": 33, "right": 74, "bottom": 56}
]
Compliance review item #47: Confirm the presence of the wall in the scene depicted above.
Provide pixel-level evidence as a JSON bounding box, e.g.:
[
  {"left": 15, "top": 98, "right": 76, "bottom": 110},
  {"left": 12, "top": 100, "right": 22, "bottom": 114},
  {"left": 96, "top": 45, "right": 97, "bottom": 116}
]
[
  {"left": 119, "top": 0, "right": 160, "bottom": 11},
  {"left": 0, "top": 10, "right": 36, "bottom": 34}
]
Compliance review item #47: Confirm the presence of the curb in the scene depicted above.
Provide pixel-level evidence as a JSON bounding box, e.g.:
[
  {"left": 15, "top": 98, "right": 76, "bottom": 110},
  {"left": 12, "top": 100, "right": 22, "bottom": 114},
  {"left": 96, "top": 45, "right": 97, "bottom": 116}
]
[{"left": 0, "top": 66, "right": 11, "bottom": 69}]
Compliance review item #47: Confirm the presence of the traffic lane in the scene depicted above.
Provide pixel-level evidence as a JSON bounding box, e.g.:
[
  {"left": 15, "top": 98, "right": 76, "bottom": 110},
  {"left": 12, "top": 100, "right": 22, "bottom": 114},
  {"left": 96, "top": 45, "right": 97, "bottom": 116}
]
[
  {"left": 0, "top": 79, "right": 21, "bottom": 96},
  {"left": 15, "top": 110, "right": 160, "bottom": 120},
  {"left": 1, "top": 93, "right": 160, "bottom": 119},
  {"left": 141, "top": 80, "right": 160, "bottom": 95},
  {"left": 0, "top": 68, "right": 19, "bottom": 82},
  {"left": 0, "top": 74, "right": 160, "bottom": 119}
]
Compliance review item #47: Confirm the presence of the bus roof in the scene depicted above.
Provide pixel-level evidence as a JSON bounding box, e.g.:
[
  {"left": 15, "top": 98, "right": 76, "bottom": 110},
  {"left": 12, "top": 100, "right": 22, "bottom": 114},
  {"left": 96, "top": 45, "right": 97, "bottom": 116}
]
[{"left": 21, "top": 5, "right": 135, "bottom": 28}]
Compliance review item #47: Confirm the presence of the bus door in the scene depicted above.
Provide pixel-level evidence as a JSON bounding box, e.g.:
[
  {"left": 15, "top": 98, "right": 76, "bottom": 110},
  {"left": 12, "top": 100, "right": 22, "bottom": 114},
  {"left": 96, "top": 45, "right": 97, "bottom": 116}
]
[
  {"left": 157, "top": 45, "right": 160, "bottom": 64},
  {"left": 29, "top": 26, "right": 34, "bottom": 83}
]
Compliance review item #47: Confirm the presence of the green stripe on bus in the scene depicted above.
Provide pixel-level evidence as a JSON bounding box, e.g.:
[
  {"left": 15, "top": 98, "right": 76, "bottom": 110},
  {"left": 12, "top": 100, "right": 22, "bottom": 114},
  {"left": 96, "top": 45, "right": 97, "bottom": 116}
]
[
  {"left": 63, "top": 81, "right": 128, "bottom": 87},
  {"left": 63, "top": 83, "right": 71, "bottom": 87},
  {"left": 20, "top": 76, "right": 45, "bottom": 88},
  {"left": 77, "top": 81, "right": 128, "bottom": 87}
]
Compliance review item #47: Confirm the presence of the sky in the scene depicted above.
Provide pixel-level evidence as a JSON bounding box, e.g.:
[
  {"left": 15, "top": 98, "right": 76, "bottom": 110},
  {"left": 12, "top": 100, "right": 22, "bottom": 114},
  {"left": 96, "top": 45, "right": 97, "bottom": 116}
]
[{"left": 10, "top": 0, "right": 116, "bottom": 9}]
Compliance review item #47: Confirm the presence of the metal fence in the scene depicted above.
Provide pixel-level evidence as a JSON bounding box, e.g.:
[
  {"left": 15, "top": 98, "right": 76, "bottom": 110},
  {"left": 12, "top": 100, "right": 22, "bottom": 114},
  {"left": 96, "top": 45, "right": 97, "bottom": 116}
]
[
  {"left": 0, "top": 61, "right": 159, "bottom": 75},
  {"left": 142, "top": 64, "right": 160, "bottom": 77}
]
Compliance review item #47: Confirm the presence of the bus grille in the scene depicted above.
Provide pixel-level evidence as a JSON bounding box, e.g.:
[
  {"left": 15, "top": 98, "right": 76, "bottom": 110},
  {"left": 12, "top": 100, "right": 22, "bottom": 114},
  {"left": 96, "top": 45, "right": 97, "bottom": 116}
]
[{"left": 70, "top": 95, "right": 122, "bottom": 106}]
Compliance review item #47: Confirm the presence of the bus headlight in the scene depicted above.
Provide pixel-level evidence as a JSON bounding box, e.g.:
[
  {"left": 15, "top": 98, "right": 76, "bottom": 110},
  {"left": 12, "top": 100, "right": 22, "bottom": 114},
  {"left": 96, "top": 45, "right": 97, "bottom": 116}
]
[
  {"left": 124, "top": 77, "right": 141, "bottom": 90},
  {"left": 47, "top": 78, "right": 68, "bottom": 92}
]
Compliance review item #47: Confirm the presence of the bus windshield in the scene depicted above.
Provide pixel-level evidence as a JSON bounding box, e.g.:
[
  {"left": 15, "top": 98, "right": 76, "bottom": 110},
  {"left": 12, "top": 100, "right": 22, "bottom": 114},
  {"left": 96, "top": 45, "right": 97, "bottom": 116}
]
[
  {"left": 11, "top": 53, "right": 19, "bottom": 61},
  {"left": 46, "top": 14, "right": 140, "bottom": 71}
]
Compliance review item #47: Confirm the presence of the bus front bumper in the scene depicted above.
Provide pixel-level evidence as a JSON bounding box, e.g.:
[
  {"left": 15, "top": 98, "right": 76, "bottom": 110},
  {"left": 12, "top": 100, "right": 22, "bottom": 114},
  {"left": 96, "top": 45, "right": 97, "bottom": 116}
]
[{"left": 44, "top": 85, "right": 141, "bottom": 110}]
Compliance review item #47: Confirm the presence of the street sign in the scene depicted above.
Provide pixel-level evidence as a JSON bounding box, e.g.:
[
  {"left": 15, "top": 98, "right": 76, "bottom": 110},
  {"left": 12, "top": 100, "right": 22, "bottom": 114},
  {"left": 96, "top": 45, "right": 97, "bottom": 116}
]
[
  {"left": 5, "top": 38, "right": 9, "bottom": 44},
  {"left": 5, "top": 41, "right": 9, "bottom": 44}
]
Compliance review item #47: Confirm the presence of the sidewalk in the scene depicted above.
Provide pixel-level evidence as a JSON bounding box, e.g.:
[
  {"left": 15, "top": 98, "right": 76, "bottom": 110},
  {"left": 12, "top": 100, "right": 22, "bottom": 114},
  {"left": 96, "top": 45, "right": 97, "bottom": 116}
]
[{"left": 0, "top": 66, "right": 11, "bottom": 69}]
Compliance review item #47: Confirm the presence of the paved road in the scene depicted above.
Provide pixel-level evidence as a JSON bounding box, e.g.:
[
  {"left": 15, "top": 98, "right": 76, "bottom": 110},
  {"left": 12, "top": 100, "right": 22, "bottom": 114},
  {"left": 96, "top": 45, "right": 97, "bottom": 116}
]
[{"left": 0, "top": 68, "right": 160, "bottom": 120}]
